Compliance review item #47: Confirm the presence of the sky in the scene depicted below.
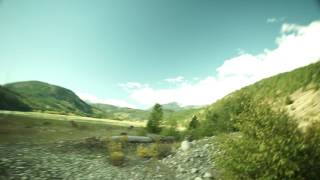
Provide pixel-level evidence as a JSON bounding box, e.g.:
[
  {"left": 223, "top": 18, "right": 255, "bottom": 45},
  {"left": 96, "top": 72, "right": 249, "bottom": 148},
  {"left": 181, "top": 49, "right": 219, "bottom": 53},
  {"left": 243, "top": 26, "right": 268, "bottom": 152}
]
[{"left": 0, "top": 0, "right": 320, "bottom": 109}]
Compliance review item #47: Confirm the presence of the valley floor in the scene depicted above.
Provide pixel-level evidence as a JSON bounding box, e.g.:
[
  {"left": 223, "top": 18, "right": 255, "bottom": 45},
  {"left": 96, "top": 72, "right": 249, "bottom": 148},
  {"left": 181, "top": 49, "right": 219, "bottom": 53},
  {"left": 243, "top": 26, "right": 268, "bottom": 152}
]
[
  {"left": 0, "top": 141, "right": 176, "bottom": 180},
  {"left": 0, "top": 111, "right": 216, "bottom": 180}
]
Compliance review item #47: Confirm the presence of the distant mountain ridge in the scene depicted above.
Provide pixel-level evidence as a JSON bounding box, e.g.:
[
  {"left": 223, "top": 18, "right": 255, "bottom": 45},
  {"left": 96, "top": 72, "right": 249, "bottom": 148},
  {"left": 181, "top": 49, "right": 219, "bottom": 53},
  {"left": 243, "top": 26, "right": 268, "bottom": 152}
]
[
  {"left": 0, "top": 81, "right": 201, "bottom": 123},
  {"left": 90, "top": 103, "right": 149, "bottom": 120},
  {"left": 161, "top": 102, "right": 203, "bottom": 111}
]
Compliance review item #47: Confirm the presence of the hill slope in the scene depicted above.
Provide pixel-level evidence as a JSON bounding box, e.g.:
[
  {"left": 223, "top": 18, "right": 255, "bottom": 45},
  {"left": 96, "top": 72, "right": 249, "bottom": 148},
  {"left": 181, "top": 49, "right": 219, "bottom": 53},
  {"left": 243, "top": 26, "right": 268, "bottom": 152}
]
[
  {"left": 0, "top": 86, "right": 31, "bottom": 111},
  {"left": 198, "top": 61, "right": 320, "bottom": 135},
  {"left": 4, "top": 81, "right": 93, "bottom": 116},
  {"left": 91, "top": 103, "right": 149, "bottom": 120},
  {"left": 91, "top": 102, "right": 200, "bottom": 123}
]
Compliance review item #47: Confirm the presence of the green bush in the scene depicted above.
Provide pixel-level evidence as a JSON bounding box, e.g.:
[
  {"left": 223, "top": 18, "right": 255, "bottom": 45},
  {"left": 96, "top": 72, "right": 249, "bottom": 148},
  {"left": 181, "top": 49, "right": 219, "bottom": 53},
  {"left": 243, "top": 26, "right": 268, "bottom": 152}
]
[
  {"left": 108, "top": 141, "right": 122, "bottom": 153},
  {"left": 215, "top": 102, "right": 320, "bottom": 179},
  {"left": 161, "top": 127, "right": 181, "bottom": 140},
  {"left": 137, "top": 128, "right": 147, "bottom": 136},
  {"left": 136, "top": 145, "right": 157, "bottom": 158},
  {"left": 108, "top": 140, "right": 126, "bottom": 166},
  {"left": 110, "top": 151, "right": 125, "bottom": 166},
  {"left": 188, "top": 115, "right": 200, "bottom": 130},
  {"left": 136, "top": 143, "right": 172, "bottom": 159}
]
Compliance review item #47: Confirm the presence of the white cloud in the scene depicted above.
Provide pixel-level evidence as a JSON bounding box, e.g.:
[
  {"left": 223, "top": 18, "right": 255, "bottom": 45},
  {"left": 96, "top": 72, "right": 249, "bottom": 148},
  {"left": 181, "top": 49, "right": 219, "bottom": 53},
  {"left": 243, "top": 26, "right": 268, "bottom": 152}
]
[
  {"left": 118, "top": 82, "right": 145, "bottom": 89},
  {"left": 164, "top": 76, "right": 185, "bottom": 83},
  {"left": 122, "top": 20, "right": 320, "bottom": 108},
  {"left": 76, "top": 92, "right": 135, "bottom": 108},
  {"left": 267, "top": 17, "right": 285, "bottom": 24}
]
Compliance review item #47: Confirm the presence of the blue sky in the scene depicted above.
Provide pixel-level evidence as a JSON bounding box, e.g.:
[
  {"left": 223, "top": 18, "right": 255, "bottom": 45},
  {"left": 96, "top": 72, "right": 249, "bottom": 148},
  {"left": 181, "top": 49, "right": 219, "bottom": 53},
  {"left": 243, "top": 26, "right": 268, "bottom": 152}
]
[{"left": 0, "top": 0, "right": 320, "bottom": 108}]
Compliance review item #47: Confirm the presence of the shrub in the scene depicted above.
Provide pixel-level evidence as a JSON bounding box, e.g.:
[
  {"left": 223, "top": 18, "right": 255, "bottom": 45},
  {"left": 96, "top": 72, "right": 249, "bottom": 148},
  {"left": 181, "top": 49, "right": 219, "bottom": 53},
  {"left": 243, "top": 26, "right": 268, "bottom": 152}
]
[
  {"left": 161, "top": 127, "right": 181, "bottom": 140},
  {"left": 136, "top": 143, "right": 172, "bottom": 159},
  {"left": 110, "top": 151, "right": 125, "bottom": 166},
  {"left": 108, "top": 140, "right": 126, "bottom": 166},
  {"left": 136, "top": 145, "right": 156, "bottom": 158},
  {"left": 108, "top": 141, "right": 122, "bottom": 153},
  {"left": 215, "top": 102, "right": 320, "bottom": 179},
  {"left": 137, "top": 128, "right": 147, "bottom": 136},
  {"left": 188, "top": 115, "right": 200, "bottom": 130}
]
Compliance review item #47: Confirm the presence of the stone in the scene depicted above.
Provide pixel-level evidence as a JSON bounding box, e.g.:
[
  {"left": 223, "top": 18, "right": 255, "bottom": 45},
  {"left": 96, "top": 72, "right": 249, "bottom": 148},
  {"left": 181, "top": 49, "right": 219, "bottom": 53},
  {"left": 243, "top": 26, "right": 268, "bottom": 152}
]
[
  {"left": 181, "top": 140, "right": 191, "bottom": 151},
  {"left": 203, "top": 172, "right": 212, "bottom": 178},
  {"left": 191, "top": 168, "right": 199, "bottom": 174}
]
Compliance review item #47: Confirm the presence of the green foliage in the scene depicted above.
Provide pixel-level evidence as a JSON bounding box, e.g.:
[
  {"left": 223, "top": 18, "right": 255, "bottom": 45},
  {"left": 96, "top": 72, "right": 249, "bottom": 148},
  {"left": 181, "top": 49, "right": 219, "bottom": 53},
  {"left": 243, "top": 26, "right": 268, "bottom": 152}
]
[
  {"left": 4, "top": 81, "right": 93, "bottom": 116},
  {"left": 161, "top": 118, "right": 181, "bottom": 140},
  {"left": 0, "top": 86, "right": 31, "bottom": 111},
  {"left": 188, "top": 115, "right": 199, "bottom": 130},
  {"left": 146, "top": 103, "right": 163, "bottom": 133},
  {"left": 190, "top": 92, "right": 252, "bottom": 139},
  {"left": 137, "top": 128, "right": 148, "bottom": 136},
  {"left": 108, "top": 140, "right": 126, "bottom": 166},
  {"left": 215, "top": 102, "right": 320, "bottom": 179},
  {"left": 136, "top": 144, "right": 157, "bottom": 158},
  {"left": 136, "top": 143, "right": 172, "bottom": 159},
  {"left": 110, "top": 151, "right": 125, "bottom": 166},
  {"left": 161, "top": 127, "right": 181, "bottom": 140},
  {"left": 196, "top": 61, "right": 320, "bottom": 139},
  {"left": 108, "top": 141, "right": 123, "bottom": 152}
]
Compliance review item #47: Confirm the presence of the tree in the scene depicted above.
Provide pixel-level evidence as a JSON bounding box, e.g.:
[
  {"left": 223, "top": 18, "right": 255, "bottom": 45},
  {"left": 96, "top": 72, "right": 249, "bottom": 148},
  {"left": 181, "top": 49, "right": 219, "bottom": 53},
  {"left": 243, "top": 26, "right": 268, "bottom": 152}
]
[
  {"left": 188, "top": 115, "right": 199, "bottom": 130},
  {"left": 146, "top": 103, "right": 163, "bottom": 133}
]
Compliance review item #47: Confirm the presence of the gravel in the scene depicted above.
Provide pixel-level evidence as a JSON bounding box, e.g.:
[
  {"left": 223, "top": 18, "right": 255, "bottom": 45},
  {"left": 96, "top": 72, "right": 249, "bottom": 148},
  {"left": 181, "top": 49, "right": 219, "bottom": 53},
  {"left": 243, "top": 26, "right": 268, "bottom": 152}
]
[
  {"left": 0, "top": 141, "right": 174, "bottom": 180},
  {"left": 0, "top": 137, "right": 217, "bottom": 180}
]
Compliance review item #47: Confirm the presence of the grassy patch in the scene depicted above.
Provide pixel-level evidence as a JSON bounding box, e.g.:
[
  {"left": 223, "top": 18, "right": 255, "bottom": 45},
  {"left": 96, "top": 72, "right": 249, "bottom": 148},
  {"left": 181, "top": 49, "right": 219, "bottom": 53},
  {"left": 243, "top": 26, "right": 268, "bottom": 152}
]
[{"left": 0, "top": 111, "right": 144, "bottom": 144}]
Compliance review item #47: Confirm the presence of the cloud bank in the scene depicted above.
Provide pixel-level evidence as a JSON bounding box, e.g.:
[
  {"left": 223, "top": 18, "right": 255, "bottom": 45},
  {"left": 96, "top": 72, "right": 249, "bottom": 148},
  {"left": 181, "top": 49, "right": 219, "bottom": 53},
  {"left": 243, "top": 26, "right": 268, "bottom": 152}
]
[{"left": 122, "top": 20, "right": 320, "bottom": 108}]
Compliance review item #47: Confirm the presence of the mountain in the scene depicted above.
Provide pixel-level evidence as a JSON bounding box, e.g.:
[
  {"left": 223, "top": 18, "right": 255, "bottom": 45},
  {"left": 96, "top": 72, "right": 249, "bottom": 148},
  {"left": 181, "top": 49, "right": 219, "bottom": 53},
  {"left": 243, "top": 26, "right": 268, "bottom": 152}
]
[
  {"left": 199, "top": 61, "right": 320, "bottom": 135},
  {"left": 161, "top": 102, "right": 183, "bottom": 111},
  {"left": 91, "top": 103, "right": 149, "bottom": 120},
  {"left": 91, "top": 102, "right": 201, "bottom": 123},
  {"left": 4, "top": 81, "right": 93, "bottom": 116},
  {"left": 159, "top": 102, "right": 202, "bottom": 111},
  {"left": 0, "top": 85, "right": 31, "bottom": 111}
]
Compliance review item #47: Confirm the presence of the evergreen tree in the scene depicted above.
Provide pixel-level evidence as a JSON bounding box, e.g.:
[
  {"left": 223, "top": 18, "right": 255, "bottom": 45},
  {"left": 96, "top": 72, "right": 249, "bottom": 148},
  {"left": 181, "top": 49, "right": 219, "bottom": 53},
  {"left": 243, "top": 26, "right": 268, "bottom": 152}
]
[
  {"left": 188, "top": 115, "right": 200, "bottom": 130},
  {"left": 146, "top": 103, "right": 163, "bottom": 133}
]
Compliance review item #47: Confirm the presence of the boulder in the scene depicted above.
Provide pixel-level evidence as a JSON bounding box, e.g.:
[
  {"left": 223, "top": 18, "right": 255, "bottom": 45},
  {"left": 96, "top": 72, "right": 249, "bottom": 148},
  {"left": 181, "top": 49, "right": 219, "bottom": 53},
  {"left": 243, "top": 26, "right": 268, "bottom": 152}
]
[
  {"left": 181, "top": 140, "right": 191, "bottom": 151},
  {"left": 203, "top": 172, "right": 212, "bottom": 178}
]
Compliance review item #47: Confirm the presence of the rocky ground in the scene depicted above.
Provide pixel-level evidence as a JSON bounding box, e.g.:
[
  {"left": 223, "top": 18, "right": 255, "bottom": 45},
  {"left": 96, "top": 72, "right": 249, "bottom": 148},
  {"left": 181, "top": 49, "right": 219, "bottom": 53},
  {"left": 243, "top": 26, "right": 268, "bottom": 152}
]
[
  {"left": 161, "top": 137, "right": 217, "bottom": 180},
  {"left": 0, "top": 137, "right": 217, "bottom": 180}
]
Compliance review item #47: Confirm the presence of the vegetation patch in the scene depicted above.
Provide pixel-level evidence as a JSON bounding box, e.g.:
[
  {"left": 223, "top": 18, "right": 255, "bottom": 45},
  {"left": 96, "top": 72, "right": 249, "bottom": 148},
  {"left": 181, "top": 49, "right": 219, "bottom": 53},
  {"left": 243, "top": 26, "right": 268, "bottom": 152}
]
[{"left": 214, "top": 102, "right": 320, "bottom": 179}]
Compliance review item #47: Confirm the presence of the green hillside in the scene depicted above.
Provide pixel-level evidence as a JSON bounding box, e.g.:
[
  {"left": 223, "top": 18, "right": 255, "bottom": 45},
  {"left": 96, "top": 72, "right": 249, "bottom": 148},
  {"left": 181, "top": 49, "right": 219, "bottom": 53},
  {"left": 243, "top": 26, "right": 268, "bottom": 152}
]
[
  {"left": 4, "top": 81, "right": 93, "bottom": 116},
  {"left": 91, "top": 103, "right": 149, "bottom": 120},
  {"left": 92, "top": 102, "right": 200, "bottom": 123},
  {"left": 0, "top": 86, "right": 31, "bottom": 111},
  {"left": 195, "top": 61, "right": 320, "bottom": 137}
]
